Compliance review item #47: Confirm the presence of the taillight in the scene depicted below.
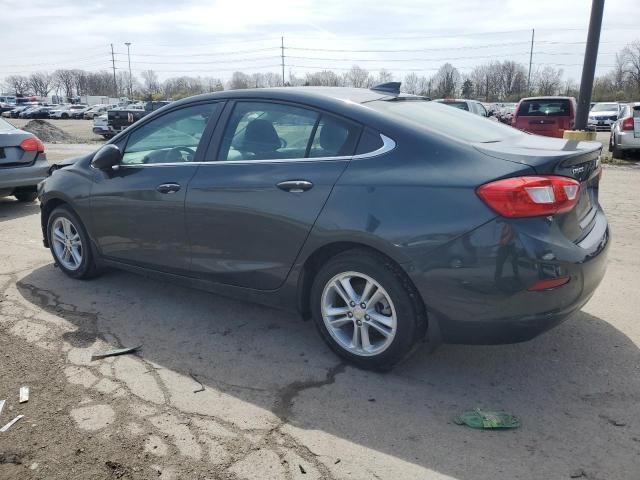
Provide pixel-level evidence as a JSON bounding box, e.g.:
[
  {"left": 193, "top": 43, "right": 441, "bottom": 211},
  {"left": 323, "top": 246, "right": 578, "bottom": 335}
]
[
  {"left": 622, "top": 117, "right": 634, "bottom": 131},
  {"left": 477, "top": 176, "right": 581, "bottom": 218},
  {"left": 19, "top": 137, "right": 45, "bottom": 153}
]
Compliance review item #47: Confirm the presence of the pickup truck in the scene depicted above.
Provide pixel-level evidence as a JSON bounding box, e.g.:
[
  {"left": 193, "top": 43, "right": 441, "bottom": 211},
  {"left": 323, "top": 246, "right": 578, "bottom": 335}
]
[{"left": 107, "top": 101, "right": 171, "bottom": 135}]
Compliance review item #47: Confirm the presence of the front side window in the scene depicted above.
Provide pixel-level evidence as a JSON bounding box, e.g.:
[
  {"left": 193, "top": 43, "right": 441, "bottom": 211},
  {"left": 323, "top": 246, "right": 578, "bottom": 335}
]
[{"left": 122, "top": 103, "right": 216, "bottom": 165}]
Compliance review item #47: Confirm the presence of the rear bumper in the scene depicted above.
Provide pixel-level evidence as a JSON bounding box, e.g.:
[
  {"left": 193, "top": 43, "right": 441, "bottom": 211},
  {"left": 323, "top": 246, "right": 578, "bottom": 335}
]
[
  {"left": 0, "top": 156, "right": 49, "bottom": 191},
  {"left": 407, "top": 210, "right": 609, "bottom": 345},
  {"left": 615, "top": 131, "right": 640, "bottom": 150}
]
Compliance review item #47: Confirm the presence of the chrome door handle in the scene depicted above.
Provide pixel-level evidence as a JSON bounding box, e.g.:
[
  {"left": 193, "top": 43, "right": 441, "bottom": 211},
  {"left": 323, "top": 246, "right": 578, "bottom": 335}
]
[
  {"left": 156, "top": 183, "right": 181, "bottom": 194},
  {"left": 276, "top": 180, "right": 313, "bottom": 193}
]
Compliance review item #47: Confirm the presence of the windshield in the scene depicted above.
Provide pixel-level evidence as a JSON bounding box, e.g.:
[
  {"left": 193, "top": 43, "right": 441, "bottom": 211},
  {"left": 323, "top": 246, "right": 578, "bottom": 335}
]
[
  {"left": 590, "top": 103, "right": 618, "bottom": 112},
  {"left": 367, "top": 100, "right": 520, "bottom": 143}
]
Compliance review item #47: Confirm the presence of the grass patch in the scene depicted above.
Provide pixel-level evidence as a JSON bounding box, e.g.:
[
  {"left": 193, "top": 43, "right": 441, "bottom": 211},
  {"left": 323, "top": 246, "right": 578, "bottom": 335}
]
[{"left": 601, "top": 153, "right": 638, "bottom": 165}]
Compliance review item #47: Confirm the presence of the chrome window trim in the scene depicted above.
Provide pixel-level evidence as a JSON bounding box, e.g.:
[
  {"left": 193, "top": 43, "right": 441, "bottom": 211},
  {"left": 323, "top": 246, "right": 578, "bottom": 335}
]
[{"left": 113, "top": 134, "right": 396, "bottom": 169}]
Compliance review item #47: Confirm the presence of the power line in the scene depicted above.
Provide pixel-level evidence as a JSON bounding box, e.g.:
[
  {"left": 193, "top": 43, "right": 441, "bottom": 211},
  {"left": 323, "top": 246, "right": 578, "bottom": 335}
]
[{"left": 113, "top": 47, "right": 280, "bottom": 58}]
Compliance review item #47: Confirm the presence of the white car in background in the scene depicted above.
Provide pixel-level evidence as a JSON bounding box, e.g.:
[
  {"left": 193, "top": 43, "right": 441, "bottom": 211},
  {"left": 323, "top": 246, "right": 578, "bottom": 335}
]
[
  {"left": 49, "top": 105, "right": 88, "bottom": 119},
  {"left": 588, "top": 102, "right": 619, "bottom": 131}
]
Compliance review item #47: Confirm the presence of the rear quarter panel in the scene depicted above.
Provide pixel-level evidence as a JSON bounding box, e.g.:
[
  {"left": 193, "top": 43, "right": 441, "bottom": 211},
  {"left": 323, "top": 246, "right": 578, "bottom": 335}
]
[{"left": 297, "top": 127, "right": 536, "bottom": 271}]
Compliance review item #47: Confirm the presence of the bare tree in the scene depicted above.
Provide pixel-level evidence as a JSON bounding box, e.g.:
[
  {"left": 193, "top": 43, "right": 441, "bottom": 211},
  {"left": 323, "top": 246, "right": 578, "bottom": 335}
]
[
  {"left": 403, "top": 72, "right": 419, "bottom": 94},
  {"left": 263, "top": 72, "right": 282, "bottom": 87},
  {"left": 345, "top": 65, "right": 370, "bottom": 88},
  {"left": 535, "top": 66, "right": 563, "bottom": 96},
  {"left": 305, "top": 70, "right": 341, "bottom": 86},
  {"left": 5, "top": 75, "right": 30, "bottom": 95},
  {"left": 29, "top": 72, "right": 53, "bottom": 97},
  {"left": 622, "top": 41, "right": 640, "bottom": 92},
  {"left": 53, "top": 70, "right": 75, "bottom": 100},
  {"left": 433, "top": 63, "right": 460, "bottom": 98},
  {"left": 376, "top": 69, "right": 393, "bottom": 84},
  {"left": 228, "top": 71, "right": 251, "bottom": 90},
  {"left": 140, "top": 70, "right": 160, "bottom": 96}
]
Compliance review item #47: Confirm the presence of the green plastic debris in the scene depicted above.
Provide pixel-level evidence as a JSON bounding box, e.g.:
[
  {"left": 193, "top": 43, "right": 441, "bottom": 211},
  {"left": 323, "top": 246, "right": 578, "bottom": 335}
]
[{"left": 454, "top": 408, "right": 520, "bottom": 429}]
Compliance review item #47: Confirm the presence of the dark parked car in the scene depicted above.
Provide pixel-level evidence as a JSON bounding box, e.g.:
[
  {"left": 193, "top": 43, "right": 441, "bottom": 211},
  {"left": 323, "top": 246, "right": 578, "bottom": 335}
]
[
  {"left": 38, "top": 84, "right": 609, "bottom": 369},
  {"left": 0, "top": 117, "right": 48, "bottom": 202}
]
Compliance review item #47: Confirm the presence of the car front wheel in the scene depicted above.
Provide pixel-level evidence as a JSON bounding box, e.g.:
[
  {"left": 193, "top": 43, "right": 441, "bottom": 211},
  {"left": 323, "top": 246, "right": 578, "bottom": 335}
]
[
  {"left": 47, "top": 206, "right": 100, "bottom": 279},
  {"left": 311, "top": 249, "right": 425, "bottom": 370}
]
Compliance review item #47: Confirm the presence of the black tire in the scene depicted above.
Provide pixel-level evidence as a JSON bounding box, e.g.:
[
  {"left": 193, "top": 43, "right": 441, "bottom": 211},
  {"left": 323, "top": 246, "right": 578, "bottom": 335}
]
[
  {"left": 612, "top": 134, "right": 626, "bottom": 159},
  {"left": 310, "top": 249, "right": 426, "bottom": 371},
  {"left": 14, "top": 189, "right": 37, "bottom": 202},
  {"left": 61, "top": 113, "right": 69, "bottom": 119},
  {"left": 47, "top": 205, "right": 101, "bottom": 279}
]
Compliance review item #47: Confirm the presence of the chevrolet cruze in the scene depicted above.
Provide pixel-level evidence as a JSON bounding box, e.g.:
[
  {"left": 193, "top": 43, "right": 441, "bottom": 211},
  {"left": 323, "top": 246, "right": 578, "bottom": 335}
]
[{"left": 39, "top": 84, "right": 609, "bottom": 370}]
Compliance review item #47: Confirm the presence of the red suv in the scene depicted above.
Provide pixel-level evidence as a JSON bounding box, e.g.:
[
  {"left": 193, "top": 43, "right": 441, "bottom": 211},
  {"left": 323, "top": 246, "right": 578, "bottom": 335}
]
[{"left": 512, "top": 96, "right": 576, "bottom": 138}]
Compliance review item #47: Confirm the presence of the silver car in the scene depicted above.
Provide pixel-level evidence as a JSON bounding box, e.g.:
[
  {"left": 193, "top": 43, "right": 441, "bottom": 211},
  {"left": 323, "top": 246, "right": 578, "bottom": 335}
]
[
  {"left": 609, "top": 102, "right": 640, "bottom": 159},
  {"left": 588, "top": 102, "right": 619, "bottom": 131},
  {"left": 0, "top": 117, "right": 48, "bottom": 202}
]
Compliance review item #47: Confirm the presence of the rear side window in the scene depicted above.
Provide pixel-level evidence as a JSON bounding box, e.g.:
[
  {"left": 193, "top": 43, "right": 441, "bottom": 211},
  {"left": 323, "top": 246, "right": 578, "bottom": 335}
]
[
  {"left": 356, "top": 128, "right": 383, "bottom": 154},
  {"left": 220, "top": 102, "right": 318, "bottom": 161},
  {"left": 518, "top": 99, "right": 571, "bottom": 117},
  {"left": 308, "top": 114, "right": 360, "bottom": 158}
]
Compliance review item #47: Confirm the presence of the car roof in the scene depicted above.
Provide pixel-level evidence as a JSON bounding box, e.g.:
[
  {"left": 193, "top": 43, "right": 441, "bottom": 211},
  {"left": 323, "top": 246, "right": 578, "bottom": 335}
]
[
  {"left": 519, "top": 96, "right": 575, "bottom": 101},
  {"left": 173, "top": 86, "right": 424, "bottom": 107}
]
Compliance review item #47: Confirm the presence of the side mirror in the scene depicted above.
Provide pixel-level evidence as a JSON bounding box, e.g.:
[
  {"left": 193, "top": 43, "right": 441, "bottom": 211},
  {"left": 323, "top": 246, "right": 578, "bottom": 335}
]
[
  {"left": 91, "top": 144, "right": 122, "bottom": 170},
  {"left": 487, "top": 110, "right": 494, "bottom": 117}
]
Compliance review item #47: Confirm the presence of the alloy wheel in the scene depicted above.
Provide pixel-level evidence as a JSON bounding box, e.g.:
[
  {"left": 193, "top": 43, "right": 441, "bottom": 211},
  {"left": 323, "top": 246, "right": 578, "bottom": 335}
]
[
  {"left": 51, "top": 217, "right": 83, "bottom": 271},
  {"left": 321, "top": 271, "right": 397, "bottom": 357}
]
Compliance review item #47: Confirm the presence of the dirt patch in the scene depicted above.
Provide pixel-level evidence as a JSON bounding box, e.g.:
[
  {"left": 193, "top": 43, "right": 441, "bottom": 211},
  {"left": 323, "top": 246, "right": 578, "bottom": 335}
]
[{"left": 21, "top": 120, "right": 80, "bottom": 143}]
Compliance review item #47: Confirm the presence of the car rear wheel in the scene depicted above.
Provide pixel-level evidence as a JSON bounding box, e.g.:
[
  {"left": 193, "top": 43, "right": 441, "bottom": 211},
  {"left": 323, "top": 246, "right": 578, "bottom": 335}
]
[
  {"left": 311, "top": 249, "right": 425, "bottom": 370},
  {"left": 14, "top": 188, "right": 37, "bottom": 202},
  {"left": 47, "top": 206, "right": 100, "bottom": 279},
  {"left": 612, "top": 135, "right": 626, "bottom": 159}
]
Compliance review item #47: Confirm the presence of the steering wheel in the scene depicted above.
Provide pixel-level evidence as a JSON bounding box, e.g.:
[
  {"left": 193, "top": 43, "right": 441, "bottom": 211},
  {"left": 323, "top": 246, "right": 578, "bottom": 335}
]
[{"left": 165, "top": 146, "right": 195, "bottom": 163}]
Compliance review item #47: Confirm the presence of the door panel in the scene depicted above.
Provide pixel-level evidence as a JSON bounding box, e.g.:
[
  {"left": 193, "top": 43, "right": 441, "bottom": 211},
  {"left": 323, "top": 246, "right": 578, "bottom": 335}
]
[
  {"left": 186, "top": 159, "right": 349, "bottom": 290},
  {"left": 90, "top": 165, "right": 198, "bottom": 274},
  {"left": 90, "top": 102, "right": 222, "bottom": 274}
]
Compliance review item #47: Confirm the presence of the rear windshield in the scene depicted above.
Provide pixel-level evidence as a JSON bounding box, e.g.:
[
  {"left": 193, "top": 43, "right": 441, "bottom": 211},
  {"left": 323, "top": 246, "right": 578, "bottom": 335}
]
[
  {"left": 368, "top": 100, "right": 520, "bottom": 143},
  {"left": 518, "top": 99, "right": 571, "bottom": 116},
  {"left": 436, "top": 101, "right": 469, "bottom": 111}
]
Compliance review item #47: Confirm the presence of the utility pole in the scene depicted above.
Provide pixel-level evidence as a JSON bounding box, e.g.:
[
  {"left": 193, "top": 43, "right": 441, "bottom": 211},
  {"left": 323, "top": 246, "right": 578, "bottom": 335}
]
[
  {"left": 110, "top": 43, "right": 118, "bottom": 98},
  {"left": 527, "top": 28, "right": 535, "bottom": 95},
  {"left": 575, "top": 0, "right": 605, "bottom": 131},
  {"left": 125, "top": 42, "right": 133, "bottom": 98},
  {"left": 281, "top": 36, "right": 285, "bottom": 87}
]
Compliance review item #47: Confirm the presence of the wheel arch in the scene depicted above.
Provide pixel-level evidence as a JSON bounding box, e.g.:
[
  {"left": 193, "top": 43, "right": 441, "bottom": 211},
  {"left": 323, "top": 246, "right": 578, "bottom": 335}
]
[
  {"left": 296, "top": 241, "right": 428, "bottom": 339},
  {"left": 41, "top": 197, "right": 69, "bottom": 247}
]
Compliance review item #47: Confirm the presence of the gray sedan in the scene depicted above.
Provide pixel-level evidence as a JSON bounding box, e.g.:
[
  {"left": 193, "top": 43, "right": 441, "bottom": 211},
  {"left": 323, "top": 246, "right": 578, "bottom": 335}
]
[
  {"left": 609, "top": 102, "right": 640, "bottom": 159},
  {"left": 0, "top": 117, "right": 48, "bottom": 202}
]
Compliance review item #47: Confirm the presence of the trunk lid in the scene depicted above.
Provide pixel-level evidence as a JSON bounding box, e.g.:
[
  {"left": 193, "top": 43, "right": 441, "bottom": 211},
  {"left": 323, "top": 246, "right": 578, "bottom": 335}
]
[
  {"left": 0, "top": 130, "right": 38, "bottom": 168},
  {"left": 475, "top": 134, "right": 602, "bottom": 243}
]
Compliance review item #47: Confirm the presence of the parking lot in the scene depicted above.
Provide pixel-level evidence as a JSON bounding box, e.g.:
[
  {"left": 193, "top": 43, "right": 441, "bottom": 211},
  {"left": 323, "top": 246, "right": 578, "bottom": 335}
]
[{"left": 1, "top": 116, "right": 639, "bottom": 479}]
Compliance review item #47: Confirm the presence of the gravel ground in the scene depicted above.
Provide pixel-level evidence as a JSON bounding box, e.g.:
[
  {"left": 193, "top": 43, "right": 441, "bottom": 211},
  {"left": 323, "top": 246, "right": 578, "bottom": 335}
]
[{"left": 0, "top": 162, "right": 639, "bottom": 479}]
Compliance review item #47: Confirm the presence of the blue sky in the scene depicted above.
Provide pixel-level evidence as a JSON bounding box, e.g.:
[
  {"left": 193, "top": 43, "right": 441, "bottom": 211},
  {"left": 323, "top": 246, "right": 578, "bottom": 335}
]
[{"left": 2, "top": 0, "right": 639, "bottom": 82}]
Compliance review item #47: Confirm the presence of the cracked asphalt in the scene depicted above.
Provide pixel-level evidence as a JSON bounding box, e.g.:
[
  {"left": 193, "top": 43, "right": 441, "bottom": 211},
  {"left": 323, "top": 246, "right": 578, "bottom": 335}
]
[{"left": 1, "top": 161, "right": 640, "bottom": 480}]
